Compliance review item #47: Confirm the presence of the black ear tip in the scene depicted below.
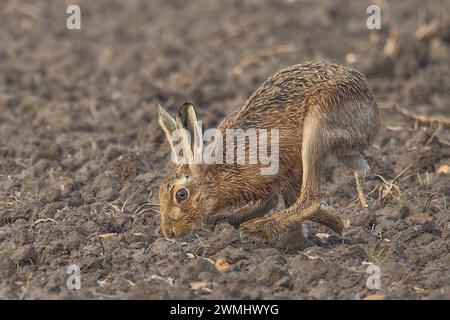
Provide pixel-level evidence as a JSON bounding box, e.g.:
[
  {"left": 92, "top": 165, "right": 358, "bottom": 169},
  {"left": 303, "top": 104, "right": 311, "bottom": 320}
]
[
  {"left": 178, "top": 102, "right": 196, "bottom": 116},
  {"left": 182, "top": 102, "right": 195, "bottom": 109}
]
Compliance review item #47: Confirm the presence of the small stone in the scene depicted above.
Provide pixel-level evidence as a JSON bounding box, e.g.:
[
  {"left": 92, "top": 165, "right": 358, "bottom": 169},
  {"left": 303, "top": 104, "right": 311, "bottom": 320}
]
[
  {"left": 437, "top": 164, "right": 450, "bottom": 174},
  {"left": 215, "top": 258, "right": 231, "bottom": 272},
  {"left": 186, "top": 253, "right": 195, "bottom": 259},
  {"left": 190, "top": 281, "right": 211, "bottom": 292},
  {"left": 408, "top": 213, "right": 432, "bottom": 224}
]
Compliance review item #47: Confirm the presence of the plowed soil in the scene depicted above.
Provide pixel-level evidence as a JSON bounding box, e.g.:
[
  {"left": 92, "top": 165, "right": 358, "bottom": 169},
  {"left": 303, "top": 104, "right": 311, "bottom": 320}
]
[{"left": 0, "top": 0, "right": 449, "bottom": 299}]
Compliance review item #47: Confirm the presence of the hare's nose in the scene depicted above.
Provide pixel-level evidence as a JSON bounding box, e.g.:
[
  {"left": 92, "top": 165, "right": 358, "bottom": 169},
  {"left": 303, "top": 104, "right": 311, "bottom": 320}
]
[{"left": 162, "top": 224, "right": 175, "bottom": 238}]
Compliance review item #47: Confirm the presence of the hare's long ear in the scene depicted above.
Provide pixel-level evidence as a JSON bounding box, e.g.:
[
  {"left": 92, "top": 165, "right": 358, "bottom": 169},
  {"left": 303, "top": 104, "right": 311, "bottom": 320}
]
[
  {"left": 176, "top": 102, "right": 203, "bottom": 165},
  {"left": 157, "top": 104, "right": 181, "bottom": 163}
]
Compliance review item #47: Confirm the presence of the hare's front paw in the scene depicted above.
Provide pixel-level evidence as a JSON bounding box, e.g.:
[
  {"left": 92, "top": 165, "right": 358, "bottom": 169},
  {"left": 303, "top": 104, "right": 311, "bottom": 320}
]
[
  {"left": 240, "top": 216, "right": 278, "bottom": 240},
  {"left": 204, "top": 212, "right": 229, "bottom": 226}
]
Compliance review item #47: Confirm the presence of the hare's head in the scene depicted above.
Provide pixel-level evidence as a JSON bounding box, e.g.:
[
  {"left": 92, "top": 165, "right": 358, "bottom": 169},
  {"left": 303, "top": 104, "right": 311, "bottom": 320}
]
[{"left": 157, "top": 103, "right": 218, "bottom": 238}]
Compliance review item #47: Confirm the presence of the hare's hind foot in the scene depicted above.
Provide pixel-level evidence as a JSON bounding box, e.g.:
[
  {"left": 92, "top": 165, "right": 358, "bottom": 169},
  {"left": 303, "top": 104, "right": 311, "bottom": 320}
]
[
  {"left": 309, "top": 207, "right": 344, "bottom": 234},
  {"left": 239, "top": 209, "right": 344, "bottom": 240},
  {"left": 240, "top": 196, "right": 319, "bottom": 240},
  {"left": 239, "top": 215, "right": 280, "bottom": 240}
]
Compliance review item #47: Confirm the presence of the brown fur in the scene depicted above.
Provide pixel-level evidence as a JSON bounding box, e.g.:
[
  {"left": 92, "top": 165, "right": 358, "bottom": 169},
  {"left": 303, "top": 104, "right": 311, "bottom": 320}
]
[{"left": 158, "top": 61, "right": 379, "bottom": 239}]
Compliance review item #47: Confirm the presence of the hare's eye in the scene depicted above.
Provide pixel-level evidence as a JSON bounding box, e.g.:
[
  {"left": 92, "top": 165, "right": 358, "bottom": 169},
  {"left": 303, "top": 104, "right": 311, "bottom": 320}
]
[{"left": 175, "top": 188, "right": 188, "bottom": 203}]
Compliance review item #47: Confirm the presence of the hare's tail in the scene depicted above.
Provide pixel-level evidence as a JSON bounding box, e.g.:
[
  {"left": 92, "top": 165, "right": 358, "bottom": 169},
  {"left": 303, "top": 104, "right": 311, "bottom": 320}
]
[{"left": 337, "top": 150, "right": 371, "bottom": 176}]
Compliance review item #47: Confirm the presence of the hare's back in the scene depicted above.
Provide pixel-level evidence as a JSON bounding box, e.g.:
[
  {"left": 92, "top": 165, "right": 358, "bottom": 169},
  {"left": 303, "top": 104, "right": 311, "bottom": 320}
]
[{"left": 221, "top": 61, "right": 374, "bottom": 130}]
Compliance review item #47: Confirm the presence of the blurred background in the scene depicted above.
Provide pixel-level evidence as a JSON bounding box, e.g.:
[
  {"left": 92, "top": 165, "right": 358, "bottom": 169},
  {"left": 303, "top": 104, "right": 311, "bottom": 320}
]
[{"left": 0, "top": 0, "right": 449, "bottom": 299}]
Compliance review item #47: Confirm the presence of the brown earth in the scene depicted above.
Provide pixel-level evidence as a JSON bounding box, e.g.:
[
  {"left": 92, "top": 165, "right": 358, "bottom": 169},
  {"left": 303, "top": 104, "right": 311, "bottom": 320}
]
[{"left": 0, "top": 0, "right": 449, "bottom": 299}]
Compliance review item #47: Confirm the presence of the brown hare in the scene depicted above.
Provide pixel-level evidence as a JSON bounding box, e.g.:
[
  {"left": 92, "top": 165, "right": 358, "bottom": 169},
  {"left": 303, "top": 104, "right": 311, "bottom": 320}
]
[{"left": 157, "top": 61, "right": 379, "bottom": 240}]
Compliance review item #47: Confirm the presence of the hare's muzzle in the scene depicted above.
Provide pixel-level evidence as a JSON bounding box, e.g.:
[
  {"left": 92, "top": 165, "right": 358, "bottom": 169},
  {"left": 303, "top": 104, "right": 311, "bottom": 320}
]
[
  {"left": 161, "top": 222, "right": 175, "bottom": 238},
  {"left": 161, "top": 217, "right": 192, "bottom": 239}
]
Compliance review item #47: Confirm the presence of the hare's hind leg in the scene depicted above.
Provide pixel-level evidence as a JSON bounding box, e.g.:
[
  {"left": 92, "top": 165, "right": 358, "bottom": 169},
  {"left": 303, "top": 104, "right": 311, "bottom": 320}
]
[
  {"left": 281, "top": 164, "right": 344, "bottom": 235},
  {"left": 283, "top": 187, "right": 344, "bottom": 235},
  {"left": 241, "top": 116, "right": 327, "bottom": 239},
  {"left": 241, "top": 101, "right": 377, "bottom": 239}
]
